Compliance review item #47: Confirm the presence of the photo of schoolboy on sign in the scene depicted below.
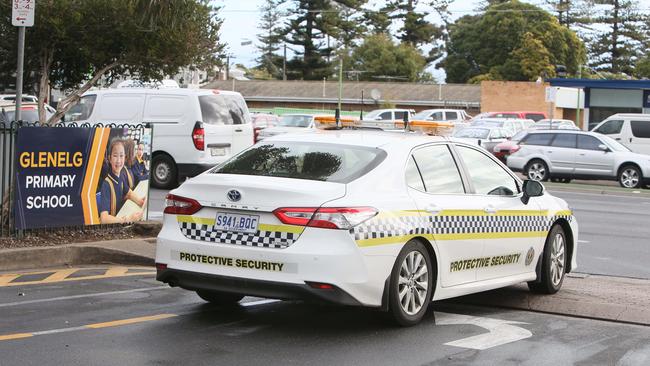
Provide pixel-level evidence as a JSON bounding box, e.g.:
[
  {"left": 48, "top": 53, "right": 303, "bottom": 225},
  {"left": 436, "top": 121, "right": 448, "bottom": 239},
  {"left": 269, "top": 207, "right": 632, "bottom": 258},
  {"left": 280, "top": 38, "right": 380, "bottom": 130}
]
[{"left": 13, "top": 126, "right": 152, "bottom": 230}]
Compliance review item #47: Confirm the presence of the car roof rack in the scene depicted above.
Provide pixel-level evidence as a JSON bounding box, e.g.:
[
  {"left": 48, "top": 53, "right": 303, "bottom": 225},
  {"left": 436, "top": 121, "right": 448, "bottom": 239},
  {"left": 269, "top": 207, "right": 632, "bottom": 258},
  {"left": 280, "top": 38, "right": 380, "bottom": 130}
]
[{"left": 314, "top": 116, "right": 454, "bottom": 136}]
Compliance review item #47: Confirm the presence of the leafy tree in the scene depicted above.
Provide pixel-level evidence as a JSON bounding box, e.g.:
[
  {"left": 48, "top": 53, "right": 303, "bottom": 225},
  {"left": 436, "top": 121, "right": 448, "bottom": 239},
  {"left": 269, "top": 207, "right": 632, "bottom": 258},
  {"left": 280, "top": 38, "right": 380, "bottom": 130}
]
[
  {"left": 0, "top": 0, "right": 224, "bottom": 124},
  {"left": 441, "top": 0, "right": 586, "bottom": 83},
  {"left": 585, "top": 0, "right": 645, "bottom": 75},
  {"left": 255, "top": 0, "right": 284, "bottom": 78},
  {"left": 280, "top": 0, "right": 366, "bottom": 80},
  {"left": 347, "top": 34, "right": 427, "bottom": 82}
]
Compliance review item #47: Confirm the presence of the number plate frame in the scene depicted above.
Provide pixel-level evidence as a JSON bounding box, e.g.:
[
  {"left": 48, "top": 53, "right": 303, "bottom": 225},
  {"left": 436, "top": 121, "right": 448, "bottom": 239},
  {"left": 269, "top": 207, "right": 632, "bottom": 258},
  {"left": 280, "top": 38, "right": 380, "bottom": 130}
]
[{"left": 214, "top": 212, "right": 259, "bottom": 234}]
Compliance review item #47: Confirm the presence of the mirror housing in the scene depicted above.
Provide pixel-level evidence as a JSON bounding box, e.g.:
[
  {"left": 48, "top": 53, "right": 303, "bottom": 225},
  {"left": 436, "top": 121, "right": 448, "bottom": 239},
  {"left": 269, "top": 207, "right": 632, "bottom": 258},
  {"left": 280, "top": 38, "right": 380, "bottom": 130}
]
[
  {"left": 598, "top": 144, "right": 610, "bottom": 152},
  {"left": 521, "top": 180, "right": 544, "bottom": 205}
]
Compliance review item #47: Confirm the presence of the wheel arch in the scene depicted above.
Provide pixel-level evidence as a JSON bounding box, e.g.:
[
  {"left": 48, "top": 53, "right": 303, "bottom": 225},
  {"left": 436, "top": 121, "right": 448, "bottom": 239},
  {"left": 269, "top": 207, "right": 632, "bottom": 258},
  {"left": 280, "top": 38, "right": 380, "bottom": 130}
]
[{"left": 617, "top": 162, "right": 642, "bottom": 178}]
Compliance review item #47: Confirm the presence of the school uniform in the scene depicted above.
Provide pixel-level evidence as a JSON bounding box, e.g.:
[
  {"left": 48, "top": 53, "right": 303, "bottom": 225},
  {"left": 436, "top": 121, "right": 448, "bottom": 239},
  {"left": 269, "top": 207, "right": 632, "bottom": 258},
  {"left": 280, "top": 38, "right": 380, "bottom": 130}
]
[
  {"left": 123, "top": 165, "right": 136, "bottom": 191},
  {"left": 99, "top": 170, "right": 130, "bottom": 216},
  {"left": 132, "top": 157, "right": 149, "bottom": 183}
]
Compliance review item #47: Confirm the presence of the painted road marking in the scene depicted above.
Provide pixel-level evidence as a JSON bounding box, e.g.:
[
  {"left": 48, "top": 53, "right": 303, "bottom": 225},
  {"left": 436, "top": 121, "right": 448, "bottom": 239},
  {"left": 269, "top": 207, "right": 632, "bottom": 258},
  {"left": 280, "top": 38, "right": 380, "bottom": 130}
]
[
  {"left": 578, "top": 240, "right": 590, "bottom": 244},
  {"left": 0, "top": 314, "right": 177, "bottom": 342},
  {"left": 0, "top": 286, "right": 170, "bottom": 308},
  {"left": 437, "top": 312, "right": 532, "bottom": 350},
  {"left": 0, "top": 266, "right": 155, "bottom": 287}
]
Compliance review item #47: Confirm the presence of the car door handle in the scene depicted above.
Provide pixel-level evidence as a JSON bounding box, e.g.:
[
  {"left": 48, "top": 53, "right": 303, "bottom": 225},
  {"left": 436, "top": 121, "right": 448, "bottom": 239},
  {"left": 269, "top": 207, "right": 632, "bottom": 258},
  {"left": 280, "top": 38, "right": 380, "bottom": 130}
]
[
  {"left": 546, "top": 151, "right": 553, "bottom": 153},
  {"left": 426, "top": 205, "right": 441, "bottom": 215},
  {"left": 484, "top": 206, "right": 497, "bottom": 214},
  {"left": 235, "top": 129, "right": 243, "bottom": 132},
  {"left": 615, "top": 138, "right": 621, "bottom": 141}
]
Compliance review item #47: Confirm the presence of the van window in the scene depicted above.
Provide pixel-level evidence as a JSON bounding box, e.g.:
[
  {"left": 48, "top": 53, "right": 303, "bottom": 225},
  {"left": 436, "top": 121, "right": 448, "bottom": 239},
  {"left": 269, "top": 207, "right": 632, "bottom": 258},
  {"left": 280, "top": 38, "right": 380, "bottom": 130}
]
[
  {"left": 631, "top": 121, "right": 650, "bottom": 138},
  {"left": 64, "top": 95, "right": 97, "bottom": 122},
  {"left": 394, "top": 111, "right": 406, "bottom": 120},
  {"left": 199, "top": 94, "right": 251, "bottom": 125},
  {"left": 594, "top": 120, "right": 623, "bottom": 134},
  {"left": 446, "top": 111, "right": 458, "bottom": 120}
]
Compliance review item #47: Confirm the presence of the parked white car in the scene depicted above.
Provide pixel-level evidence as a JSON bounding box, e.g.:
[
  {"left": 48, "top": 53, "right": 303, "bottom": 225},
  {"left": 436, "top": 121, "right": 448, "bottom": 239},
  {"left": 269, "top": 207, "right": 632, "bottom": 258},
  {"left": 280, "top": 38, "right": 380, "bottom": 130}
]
[
  {"left": 591, "top": 114, "right": 650, "bottom": 155},
  {"left": 64, "top": 88, "right": 254, "bottom": 188},
  {"left": 470, "top": 118, "right": 529, "bottom": 136},
  {"left": 257, "top": 113, "right": 318, "bottom": 141},
  {"left": 507, "top": 130, "right": 650, "bottom": 188},
  {"left": 452, "top": 126, "right": 510, "bottom": 152},
  {"left": 363, "top": 109, "right": 414, "bottom": 122},
  {"left": 532, "top": 119, "right": 579, "bottom": 130}
]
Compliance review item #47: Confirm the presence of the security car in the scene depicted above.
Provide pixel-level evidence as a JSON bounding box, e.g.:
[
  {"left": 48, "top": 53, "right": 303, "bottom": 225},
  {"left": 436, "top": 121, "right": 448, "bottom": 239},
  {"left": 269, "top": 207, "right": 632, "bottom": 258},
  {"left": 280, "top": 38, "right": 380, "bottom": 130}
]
[{"left": 156, "top": 129, "right": 578, "bottom": 326}]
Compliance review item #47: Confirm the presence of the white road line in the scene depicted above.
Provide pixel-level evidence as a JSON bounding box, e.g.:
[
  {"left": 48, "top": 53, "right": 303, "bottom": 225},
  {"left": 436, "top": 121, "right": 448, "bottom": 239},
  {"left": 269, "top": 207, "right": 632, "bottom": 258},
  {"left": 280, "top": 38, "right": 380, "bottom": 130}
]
[
  {"left": 437, "top": 312, "right": 532, "bottom": 350},
  {"left": 0, "top": 286, "right": 170, "bottom": 308},
  {"left": 578, "top": 240, "right": 590, "bottom": 243},
  {"left": 548, "top": 190, "right": 650, "bottom": 200}
]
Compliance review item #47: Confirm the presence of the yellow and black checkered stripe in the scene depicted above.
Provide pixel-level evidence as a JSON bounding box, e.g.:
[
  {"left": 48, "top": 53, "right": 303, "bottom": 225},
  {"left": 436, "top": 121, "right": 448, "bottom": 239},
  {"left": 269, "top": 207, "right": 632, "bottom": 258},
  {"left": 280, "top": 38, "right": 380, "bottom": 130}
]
[
  {"left": 176, "top": 216, "right": 304, "bottom": 249},
  {"left": 351, "top": 210, "right": 573, "bottom": 247}
]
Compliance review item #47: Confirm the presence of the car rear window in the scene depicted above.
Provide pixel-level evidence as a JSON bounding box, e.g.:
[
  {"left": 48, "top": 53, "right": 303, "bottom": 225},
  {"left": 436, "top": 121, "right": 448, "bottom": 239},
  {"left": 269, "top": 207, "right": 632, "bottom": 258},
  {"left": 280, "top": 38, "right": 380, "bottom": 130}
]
[
  {"left": 199, "top": 94, "right": 251, "bottom": 125},
  {"left": 211, "top": 142, "right": 387, "bottom": 183},
  {"left": 525, "top": 113, "right": 545, "bottom": 122},
  {"left": 631, "top": 121, "right": 650, "bottom": 138},
  {"left": 521, "top": 133, "right": 553, "bottom": 146}
]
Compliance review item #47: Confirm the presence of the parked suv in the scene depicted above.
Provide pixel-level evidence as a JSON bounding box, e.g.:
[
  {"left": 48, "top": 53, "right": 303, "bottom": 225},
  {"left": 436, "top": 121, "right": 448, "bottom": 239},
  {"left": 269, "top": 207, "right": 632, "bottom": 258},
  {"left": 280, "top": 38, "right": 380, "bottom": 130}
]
[
  {"left": 591, "top": 114, "right": 650, "bottom": 155},
  {"left": 363, "top": 109, "right": 414, "bottom": 122},
  {"left": 507, "top": 130, "right": 650, "bottom": 188},
  {"left": 64, "top": 88, "right": 254, "bottom": 188}
]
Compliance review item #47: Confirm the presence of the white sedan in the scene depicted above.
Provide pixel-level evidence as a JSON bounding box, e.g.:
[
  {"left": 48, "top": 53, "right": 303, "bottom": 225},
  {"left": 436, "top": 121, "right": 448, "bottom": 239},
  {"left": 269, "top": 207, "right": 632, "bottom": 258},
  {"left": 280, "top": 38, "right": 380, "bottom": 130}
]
[{"left": 156, "top": 130, "right": 578, "bottom": 326}]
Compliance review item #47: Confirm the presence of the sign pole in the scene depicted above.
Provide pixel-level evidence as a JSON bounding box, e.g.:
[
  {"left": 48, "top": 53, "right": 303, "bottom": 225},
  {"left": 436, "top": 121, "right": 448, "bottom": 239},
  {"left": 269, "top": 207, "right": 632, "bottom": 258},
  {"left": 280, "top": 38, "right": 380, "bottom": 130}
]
[{"left": 15, "top": 26, "right": 26, "bottom": 122}]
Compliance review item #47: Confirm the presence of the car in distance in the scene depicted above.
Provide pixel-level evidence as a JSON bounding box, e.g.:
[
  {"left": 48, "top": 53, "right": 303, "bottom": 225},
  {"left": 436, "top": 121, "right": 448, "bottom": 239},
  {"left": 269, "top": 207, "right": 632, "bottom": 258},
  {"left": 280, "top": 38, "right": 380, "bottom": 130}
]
[
  {"left": 251, "top": 113, "right": 280, "bottom": 143},
  {"left": 591, "top": 114, "right": 650, "bottom": 155},
  {"left": 256, "top": 113, "right": 319, "bottom": 141},
  {"left": 470, "top": 118, "right": 527, "bottom": 136},
  {"left": 0, "top": 102, "right": 54, "bottom": 123},
  {"left": 493, "top": 130, "right": 529, "bottom": 162},
  {"left": 507, "top": 130, "right": 650, "bottom": 188},
  {"left": 156, "top": 130, "right": 578, "bottom": 326},
  {"left": 531, "top": 119, "right": 579, "bottom": 130},
  {"left": 479, "top": 111, "right": 547, "bottom": 122},
  {"left": 363, "top": 108, "right": 414, "bottom": 122},
  {"left": 452, "top": 126, "right": 510, "bottom": 153}
]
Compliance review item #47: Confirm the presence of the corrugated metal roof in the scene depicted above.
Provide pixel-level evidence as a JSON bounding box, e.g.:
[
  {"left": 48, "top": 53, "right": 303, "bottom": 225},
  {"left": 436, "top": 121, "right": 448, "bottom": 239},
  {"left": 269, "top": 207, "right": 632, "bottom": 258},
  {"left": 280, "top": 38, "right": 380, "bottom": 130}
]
[{"left": 204, "top": 80, "right": 480, "bottom": 105}]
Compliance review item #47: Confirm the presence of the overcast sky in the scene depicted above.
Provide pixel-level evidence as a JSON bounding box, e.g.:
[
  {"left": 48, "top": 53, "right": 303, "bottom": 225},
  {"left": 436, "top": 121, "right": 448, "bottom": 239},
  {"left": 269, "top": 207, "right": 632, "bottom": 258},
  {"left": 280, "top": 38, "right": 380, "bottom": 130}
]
[{"left": 214, "top": 0, "right": 484, "bottom": 82}]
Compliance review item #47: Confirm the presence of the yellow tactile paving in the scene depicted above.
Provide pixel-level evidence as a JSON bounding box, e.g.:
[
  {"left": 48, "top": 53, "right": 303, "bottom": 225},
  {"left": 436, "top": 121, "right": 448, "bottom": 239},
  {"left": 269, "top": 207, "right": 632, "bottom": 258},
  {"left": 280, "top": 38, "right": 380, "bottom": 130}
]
[{"left": 0, "top": 267, "right": 155, "bottom": 287}]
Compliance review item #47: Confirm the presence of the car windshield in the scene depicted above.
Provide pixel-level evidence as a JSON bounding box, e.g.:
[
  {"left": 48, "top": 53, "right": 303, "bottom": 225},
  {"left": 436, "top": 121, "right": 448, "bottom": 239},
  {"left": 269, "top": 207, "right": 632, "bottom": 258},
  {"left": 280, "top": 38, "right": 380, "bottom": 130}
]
[
  {"left": 212, "top": 142, "right": 387, "bottom": 183},
  {"left": 278, "top": 115, "right": 313, "bottom": 128},
  {"left": 454, "top": 128, "right": 490, "bottom": 139},
  {"left": 199, "top": 94, "right": 251, "bottom": 125},
  {"left": 599, "top": 134, "right": 631, "bottom": 152}
]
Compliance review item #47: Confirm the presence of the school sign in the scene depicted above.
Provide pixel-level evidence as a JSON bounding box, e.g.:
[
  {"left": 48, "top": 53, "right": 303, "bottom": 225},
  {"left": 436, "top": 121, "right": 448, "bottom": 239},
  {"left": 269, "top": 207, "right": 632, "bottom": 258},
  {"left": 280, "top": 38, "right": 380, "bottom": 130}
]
[{"left": 14, "top": 126, "right": 152, "bottom": 230}]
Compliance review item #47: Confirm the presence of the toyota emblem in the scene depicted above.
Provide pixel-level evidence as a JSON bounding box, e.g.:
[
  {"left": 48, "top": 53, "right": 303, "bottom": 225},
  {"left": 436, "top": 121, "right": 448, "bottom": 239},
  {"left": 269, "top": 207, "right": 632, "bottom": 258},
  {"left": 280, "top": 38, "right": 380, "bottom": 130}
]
[{"left": 227, "top": 189, "right": 242, "bottom": 202}]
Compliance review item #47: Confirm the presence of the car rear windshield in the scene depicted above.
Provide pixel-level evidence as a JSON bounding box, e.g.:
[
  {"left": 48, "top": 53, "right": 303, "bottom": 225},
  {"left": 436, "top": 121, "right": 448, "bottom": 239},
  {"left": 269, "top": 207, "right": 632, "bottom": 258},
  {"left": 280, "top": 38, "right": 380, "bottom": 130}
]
[
  {"left": 278, "top": 115, "right": 312, "bottom": 127},
  {"left": 199, "top": 94, "right": 251, "bottom": 125},
  {"left": 211, "top": 142, "right": 387, "bottom": 183}
]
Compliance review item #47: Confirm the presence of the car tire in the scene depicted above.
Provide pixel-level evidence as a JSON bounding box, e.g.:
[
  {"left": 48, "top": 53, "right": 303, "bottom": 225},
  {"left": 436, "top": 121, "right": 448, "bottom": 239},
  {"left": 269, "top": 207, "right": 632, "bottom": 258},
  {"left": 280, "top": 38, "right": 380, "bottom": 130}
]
[
  {"left": 196, "top": 290, "right": 244, "bottom": 305},
  {"left": 388, "top": 240, "right": 434, "bottom": 327},
  {"left": 618, "top": 165, "right": 642, "bottom": 189},
  {"left": 528, "top": 225, "right": 567, "bottom": 294},
  {"left": 525, "top": 159, "right": 549, "bottom": 182},
  {"left": 152, "top": 154, "right": 178, "bottom": 189}
]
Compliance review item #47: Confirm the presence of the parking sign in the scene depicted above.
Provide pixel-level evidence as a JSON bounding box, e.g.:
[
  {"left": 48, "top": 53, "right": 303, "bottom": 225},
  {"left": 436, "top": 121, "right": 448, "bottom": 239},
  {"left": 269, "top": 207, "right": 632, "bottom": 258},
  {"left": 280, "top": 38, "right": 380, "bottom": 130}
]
[{"left": 12, "top": 0, "right": 35, "bottom": 27}]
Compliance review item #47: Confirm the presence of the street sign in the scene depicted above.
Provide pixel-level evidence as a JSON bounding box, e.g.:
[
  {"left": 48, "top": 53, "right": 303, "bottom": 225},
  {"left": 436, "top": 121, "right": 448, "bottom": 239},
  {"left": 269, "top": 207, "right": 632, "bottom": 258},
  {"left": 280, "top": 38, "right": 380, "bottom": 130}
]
[
  {"left": 12, "top": 0, "right": 35, "bottom": 27},
  {"left": 545, "top": 86, "right": 557, "bottom": 103}
]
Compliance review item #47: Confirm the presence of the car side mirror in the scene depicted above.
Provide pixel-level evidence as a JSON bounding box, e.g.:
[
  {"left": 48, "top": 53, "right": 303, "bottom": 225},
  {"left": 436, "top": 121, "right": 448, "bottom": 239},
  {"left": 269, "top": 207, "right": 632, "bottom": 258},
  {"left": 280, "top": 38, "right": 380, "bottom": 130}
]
[
  {"left": 521, "top": 180, "right": 544, "bottom": 205},
  {"left": 598, "top": 144, "right": 610, "bottom": 152}
]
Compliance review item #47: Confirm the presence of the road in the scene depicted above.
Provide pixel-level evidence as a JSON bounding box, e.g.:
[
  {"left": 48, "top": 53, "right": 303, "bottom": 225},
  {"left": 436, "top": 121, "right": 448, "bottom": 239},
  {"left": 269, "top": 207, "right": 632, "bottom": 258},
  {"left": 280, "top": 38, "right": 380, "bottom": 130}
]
[
  {"left": 147, "top": 184, "right": 650, "bottom": 280},
  {"left": 1, "top": 271, "right": 649, "bottom": 366}
]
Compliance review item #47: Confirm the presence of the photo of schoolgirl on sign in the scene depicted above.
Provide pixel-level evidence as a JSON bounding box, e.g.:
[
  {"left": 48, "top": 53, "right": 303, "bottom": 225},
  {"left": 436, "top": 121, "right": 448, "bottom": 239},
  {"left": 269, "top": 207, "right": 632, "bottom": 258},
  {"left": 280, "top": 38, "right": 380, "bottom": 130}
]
[{"left": 14, "top": 126, "right": 152, "bottom": 230}]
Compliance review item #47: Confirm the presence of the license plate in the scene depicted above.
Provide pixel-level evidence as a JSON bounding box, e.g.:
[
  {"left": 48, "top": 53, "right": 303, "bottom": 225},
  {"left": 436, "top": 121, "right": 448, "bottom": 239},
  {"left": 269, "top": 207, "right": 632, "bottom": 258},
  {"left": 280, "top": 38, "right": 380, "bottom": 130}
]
[
  {"left": 214, "top": 212, "right": 259, "bottom": 234},
  {"left": 211, "top": 147, "right": 226, "bottom": 156}
]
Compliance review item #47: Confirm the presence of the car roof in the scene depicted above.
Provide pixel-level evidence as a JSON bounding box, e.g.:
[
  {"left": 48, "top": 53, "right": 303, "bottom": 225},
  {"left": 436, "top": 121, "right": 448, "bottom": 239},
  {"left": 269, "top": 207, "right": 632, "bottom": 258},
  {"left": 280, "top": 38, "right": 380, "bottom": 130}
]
[
  {"left": 606, "top": 113, "right": 650, "bottom": 119},
  {"left": 83, "top": 88, "right": 242, "bottom": 97},
  {"left": 266, "top": 129, "right": 447, "bottom": 149},
  {"left": 527, "top": 129, "right": 593, "bottom": 135}
]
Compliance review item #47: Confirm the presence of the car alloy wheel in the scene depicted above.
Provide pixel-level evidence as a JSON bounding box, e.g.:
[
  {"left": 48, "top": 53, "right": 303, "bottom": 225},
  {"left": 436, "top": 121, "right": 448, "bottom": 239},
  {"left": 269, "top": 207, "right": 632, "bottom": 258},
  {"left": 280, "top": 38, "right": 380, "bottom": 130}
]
[
  {"left": 620, "top": 167, "right": 640, "bottom": 188},
  {"left": 549, "top": 232, "right": 565, "bottom": 287},
  {"left": 527, "top": 161, "right": 547, "bottom": 181},
  {"left": 398, "top": 251, "right": 429, "bottom": 316}
]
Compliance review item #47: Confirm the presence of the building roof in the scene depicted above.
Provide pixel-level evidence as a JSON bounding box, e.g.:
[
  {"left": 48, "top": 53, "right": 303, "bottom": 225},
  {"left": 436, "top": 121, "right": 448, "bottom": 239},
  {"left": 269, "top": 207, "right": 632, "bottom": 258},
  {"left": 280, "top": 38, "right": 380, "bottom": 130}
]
[
  {"left": 548, "top": 78, "right": 650, "bottom": 90},
  {"left": 203, "top": 80, "right": 480, "bottom": 108}
]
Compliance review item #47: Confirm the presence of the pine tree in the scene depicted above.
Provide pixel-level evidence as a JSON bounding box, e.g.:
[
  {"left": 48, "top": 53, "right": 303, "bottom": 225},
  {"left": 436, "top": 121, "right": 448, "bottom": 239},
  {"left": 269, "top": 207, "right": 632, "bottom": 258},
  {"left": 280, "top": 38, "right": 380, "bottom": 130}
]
[
  {"left": 255, "top": 0, "right": 284, "bottom": 79},
  {"left": 585, "top": 0, "right": 646, "bottom": 75}
]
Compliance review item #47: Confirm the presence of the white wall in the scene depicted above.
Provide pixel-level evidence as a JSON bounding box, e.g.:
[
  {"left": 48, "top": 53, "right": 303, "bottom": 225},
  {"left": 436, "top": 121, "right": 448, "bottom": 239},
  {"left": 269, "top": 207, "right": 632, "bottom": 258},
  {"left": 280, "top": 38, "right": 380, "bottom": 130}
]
[
  {"left": 555, "top": 87, "right": 584, "bottom": 108},
  {"left": 590, "top": 89, "right": 643, "bottom": 108}
]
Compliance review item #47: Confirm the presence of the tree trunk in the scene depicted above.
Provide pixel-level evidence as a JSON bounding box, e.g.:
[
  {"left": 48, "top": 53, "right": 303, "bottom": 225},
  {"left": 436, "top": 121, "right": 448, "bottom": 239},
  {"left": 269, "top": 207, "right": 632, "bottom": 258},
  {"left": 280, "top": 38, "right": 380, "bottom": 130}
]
[
  {"left": 46, "top": 61, "right": 120, "bottom": 125},
  {"left": 38, "top": 48, "right": 54, "bottom": 125}
]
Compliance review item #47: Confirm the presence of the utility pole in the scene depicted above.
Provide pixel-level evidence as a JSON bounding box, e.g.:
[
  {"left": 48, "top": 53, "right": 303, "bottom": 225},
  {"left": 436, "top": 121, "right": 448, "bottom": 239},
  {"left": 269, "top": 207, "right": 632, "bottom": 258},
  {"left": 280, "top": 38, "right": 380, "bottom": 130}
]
[
  {"left": 576, "top": 65, "right": 582, "bottom": 130},
  {"left": 12, "top": 1, "right": 35, "bottom": 122},
  {"left": 283, "top": 44, "right": 287, "bottom": 81},
  {"left": 225, "top": 55, "right": 230, "bottom": 81}
]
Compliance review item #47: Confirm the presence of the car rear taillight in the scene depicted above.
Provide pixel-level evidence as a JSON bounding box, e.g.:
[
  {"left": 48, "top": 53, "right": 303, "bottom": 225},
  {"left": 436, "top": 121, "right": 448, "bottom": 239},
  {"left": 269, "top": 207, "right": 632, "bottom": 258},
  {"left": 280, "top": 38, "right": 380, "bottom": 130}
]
[
  {"left": 254, "top": 127, "right": 262, "bottom": 143},
  {"left": 164, "top": 194, "right": 202, "bottom": 215},
  {"left": 273, "top": 207, "right": 378, "bottom": 230},
  {"left": 192, "top": 121, "right": 205, "bottom": 151},
  {"left": 510, "top": 145, "right": 521, "bottom": 154}
]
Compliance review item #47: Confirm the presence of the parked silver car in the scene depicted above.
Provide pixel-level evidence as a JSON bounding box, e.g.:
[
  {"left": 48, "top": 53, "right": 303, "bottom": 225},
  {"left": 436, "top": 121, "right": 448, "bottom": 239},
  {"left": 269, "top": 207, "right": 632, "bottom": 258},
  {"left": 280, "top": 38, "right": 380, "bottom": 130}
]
[
  {"left": 507, "top": 130, "right": 650, "bottom": 188},
  {"left": 452, "top": 126, "right": 510, "bottom": 153}
]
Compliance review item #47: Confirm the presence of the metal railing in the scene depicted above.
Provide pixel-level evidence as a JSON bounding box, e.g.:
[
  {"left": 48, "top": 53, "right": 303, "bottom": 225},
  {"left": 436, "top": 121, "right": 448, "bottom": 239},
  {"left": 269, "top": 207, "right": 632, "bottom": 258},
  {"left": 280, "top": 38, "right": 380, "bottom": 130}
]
[{"left": 1, "top": 121, "right": 150, "bottom": 237}]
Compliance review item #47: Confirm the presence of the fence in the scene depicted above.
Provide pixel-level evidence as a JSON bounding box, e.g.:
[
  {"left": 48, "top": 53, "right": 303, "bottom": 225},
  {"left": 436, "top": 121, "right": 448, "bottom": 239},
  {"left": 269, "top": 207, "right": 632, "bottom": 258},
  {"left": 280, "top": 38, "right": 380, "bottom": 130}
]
[{"left": 0, "top": 121, "right": 150, "bottom": 237}]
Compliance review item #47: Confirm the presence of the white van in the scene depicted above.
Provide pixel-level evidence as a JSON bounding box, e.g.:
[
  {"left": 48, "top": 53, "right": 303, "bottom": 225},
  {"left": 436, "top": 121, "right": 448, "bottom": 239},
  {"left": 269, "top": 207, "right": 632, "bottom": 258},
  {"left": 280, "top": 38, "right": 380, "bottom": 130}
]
[
  {"left": 64, "top": 88, "right": 254, "bottom": 188},
  {"left": 591, "top": 114, "right": 650, "bottom": 155}
]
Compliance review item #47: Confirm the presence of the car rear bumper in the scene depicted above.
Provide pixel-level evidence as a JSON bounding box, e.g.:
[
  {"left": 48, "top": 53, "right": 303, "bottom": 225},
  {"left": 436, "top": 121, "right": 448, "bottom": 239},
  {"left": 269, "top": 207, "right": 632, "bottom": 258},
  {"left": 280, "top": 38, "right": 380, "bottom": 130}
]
[{"left": 157, "top": 268, "right": 362, "bottom": 306}]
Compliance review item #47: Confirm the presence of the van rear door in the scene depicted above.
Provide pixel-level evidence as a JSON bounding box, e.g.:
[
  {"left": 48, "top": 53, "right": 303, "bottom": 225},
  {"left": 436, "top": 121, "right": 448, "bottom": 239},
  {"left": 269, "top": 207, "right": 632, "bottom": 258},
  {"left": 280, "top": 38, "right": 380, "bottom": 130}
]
[
  {"left": 629, "top": 120, "right": 650, "bottom": 155},
  {"left": 198, "top": 93, "right": 254, "bottom": 158}
]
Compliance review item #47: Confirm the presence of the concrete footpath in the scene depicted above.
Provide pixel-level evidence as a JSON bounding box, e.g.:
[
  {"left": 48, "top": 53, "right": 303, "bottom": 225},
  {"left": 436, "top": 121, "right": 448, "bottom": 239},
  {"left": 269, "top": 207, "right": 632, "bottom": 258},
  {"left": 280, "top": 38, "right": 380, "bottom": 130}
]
[{"left": 1, "top": 238, "right": 649, "bottom": 327}]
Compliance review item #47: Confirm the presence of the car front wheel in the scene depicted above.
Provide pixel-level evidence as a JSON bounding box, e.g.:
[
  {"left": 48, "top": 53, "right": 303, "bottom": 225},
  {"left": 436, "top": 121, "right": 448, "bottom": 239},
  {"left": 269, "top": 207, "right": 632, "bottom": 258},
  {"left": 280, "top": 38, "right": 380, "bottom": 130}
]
[
  {"left": 528, "top": 225, "right": 567, "bottom": 294},
  {"left": 618, "top": 165, "right": 642, "bottom": 188},
  {"left": 388, "top": 240, "right": 434, "bottom": 326},
  {"left": 525, "top": 159, "right": 549, "bottom": 181},
  {"left": 151, "top": 154, "right": 178, "bottom": 189}
]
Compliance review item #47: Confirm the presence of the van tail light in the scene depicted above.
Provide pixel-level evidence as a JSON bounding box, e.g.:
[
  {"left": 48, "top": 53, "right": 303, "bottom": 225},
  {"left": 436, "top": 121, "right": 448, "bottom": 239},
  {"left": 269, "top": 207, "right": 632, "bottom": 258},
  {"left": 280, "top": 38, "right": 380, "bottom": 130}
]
[
  {"left": 164, "top": 194, "right": 202, "bottom": 215},
  {"left": 192, "top": 121, "right": 205, "bottom": 151},
  {"left": 273, "top": 207, "right": 378, "bottom": 230}
]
